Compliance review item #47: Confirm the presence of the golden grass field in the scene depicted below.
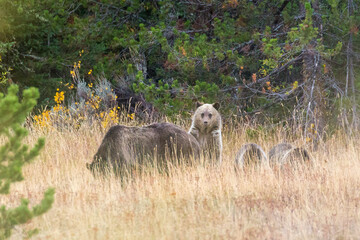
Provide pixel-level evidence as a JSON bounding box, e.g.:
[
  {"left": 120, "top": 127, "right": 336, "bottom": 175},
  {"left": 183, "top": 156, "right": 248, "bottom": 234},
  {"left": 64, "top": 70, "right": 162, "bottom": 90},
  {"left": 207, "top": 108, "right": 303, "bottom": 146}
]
[{"left": 2, "top": 119, "right": 360, "bottom": 240}]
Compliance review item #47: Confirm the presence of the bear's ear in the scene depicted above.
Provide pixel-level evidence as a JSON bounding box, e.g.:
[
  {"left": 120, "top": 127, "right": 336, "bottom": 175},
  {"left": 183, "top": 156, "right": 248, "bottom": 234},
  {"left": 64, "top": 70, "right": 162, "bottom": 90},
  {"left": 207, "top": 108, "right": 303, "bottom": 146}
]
[
  {"left": 213, "top": 102, "right": 220, "bottom": 110},
  {"left": 196, "top": 101, "right": 203, "bottom": 108},
  {"left": 86, "top": 163, "right": 90, "bottom": 170}
]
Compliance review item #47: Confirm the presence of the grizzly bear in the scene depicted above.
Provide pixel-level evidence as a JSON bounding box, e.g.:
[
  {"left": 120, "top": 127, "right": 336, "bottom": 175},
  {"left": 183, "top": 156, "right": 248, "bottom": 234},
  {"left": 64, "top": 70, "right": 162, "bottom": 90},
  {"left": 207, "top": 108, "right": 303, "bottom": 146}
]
[
  {"left": 268, "top": 143, "right": 311, "bottom": 168},
  {"left": 188, "top": 102, "right": 222, "bottom": 163},
  {"left": 87, "top": 122, "right": 200, "bottom": 175},
  {"left": 234, "top": 143, "right": 268, "bottom": 169}
]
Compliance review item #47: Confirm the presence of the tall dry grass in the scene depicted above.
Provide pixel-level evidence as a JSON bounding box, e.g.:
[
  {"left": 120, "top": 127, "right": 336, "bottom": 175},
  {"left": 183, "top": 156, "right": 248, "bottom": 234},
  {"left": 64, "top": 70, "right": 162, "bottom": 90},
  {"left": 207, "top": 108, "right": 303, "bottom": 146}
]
[{"left": 2, "top": 119, "right": 360, "bottom": 240}]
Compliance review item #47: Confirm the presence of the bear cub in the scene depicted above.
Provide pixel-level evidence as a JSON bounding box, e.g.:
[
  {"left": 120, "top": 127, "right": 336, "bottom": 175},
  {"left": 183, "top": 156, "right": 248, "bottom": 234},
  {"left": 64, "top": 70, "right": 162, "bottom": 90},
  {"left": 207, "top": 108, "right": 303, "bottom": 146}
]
[{"left": 188, "top": 102, "right": 223, "bottom": 163}]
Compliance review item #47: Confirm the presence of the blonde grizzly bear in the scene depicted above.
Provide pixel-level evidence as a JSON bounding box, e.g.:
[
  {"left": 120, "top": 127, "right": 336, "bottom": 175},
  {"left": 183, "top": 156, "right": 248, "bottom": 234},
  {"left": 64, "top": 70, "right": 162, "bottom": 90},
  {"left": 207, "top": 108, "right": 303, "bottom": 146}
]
[
  {"left": 87, "top": 122, "right": 200, "bottom": 175},
  {"left": 188, "top": 102, "right": 222, "bottom": 163}
]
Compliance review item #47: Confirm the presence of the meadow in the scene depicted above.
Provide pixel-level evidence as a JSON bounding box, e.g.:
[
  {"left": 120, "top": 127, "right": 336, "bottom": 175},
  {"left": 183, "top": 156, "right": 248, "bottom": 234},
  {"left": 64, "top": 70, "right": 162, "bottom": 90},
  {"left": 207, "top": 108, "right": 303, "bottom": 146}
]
[{"left": 1, "top": 117, "right": 360, "bottom": 240}]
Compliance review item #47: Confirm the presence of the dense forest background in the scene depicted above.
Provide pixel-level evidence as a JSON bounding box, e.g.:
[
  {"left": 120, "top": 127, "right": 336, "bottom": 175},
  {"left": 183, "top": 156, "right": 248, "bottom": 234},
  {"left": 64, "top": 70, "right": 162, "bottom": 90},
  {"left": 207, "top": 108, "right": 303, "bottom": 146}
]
[{"left": 0, "top": 0, "right": 359, "bottom": 139}]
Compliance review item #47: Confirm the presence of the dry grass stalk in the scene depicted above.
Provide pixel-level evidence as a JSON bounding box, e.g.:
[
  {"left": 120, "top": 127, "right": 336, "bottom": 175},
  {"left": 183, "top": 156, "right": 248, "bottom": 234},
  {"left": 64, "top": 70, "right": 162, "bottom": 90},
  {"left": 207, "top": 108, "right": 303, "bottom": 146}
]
[{"left": 2, "top": 118, "right": 360, "bottom": 240}]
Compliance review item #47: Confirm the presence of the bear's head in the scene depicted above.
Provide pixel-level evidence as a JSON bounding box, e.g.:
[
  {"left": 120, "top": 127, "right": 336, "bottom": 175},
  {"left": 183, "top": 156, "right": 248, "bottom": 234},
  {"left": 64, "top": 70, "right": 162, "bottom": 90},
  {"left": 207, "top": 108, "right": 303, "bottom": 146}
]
[{"left": 193, "top": 102, "right": 221, "bottom": 132}]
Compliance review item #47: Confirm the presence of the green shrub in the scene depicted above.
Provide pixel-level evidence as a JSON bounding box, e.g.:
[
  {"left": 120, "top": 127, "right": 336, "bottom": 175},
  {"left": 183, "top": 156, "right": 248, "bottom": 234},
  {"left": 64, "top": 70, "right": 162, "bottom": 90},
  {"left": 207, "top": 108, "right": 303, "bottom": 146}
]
[{"left": 0, "top": 85, "right": 54, "bottom": 239}]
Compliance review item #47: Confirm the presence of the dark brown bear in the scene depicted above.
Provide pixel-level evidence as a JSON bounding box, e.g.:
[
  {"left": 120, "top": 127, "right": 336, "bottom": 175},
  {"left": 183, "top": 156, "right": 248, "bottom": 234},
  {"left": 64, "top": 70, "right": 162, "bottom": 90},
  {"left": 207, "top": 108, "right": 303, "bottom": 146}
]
[{"left": 87, "top": 122, "right": 200, "bottom": 175}]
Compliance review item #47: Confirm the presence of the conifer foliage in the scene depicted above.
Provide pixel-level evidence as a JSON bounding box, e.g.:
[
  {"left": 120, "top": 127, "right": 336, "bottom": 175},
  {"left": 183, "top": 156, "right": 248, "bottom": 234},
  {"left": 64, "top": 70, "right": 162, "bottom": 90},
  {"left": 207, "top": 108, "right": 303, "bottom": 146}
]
[{"left": 0, "top": 85, "right": 54, "bottom": 239}]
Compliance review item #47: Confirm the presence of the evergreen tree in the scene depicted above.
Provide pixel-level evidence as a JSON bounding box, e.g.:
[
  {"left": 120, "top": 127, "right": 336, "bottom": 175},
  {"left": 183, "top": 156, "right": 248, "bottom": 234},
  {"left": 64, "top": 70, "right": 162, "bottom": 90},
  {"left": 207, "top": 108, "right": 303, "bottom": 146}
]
[
  {"left": 0, "top": 85, "right": 54, "bottom": 239},
  {"left": 0, "top": 0, "right": 359, "bottom": 131}
]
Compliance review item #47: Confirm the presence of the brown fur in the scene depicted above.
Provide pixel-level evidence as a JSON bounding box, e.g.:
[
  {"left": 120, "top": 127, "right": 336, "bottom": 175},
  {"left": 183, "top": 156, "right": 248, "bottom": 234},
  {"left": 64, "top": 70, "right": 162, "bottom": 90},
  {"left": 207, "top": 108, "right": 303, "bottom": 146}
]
[
  {"left": 268, "top": 143, "right": 311, "bottom": 167},
  {"left": 235, "top": 143, "right": 268, "bottom": 168},
  {"left": 188, "top": 102, "right": 222, "bottom": 163},
  {"left": 87, "top": 122, "right": 200, "bottom": 175}
]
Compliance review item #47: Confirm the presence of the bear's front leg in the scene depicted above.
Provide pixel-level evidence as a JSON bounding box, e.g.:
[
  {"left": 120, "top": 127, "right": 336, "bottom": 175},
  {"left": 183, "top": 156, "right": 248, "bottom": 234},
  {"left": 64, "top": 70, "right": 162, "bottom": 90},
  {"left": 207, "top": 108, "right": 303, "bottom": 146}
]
[{"left": 211, "top": 129, "right": 223, "bottom": 164}]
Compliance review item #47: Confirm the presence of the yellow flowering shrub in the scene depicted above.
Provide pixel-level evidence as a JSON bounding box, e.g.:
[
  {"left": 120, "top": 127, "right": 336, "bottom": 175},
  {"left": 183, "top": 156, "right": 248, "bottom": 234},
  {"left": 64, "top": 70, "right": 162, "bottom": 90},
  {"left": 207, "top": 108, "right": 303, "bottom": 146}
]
[{"left": 32, "top": 53, "right": 137, "bottom": 129}]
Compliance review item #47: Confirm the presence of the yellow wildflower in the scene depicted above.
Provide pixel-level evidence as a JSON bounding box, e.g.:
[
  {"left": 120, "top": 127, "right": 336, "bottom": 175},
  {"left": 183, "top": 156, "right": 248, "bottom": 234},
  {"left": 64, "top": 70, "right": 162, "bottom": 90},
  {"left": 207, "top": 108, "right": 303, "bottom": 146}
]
[
  {"left": 54, "top": 90, "right": 65, "bottom": 104},
  {"left": 127, "top": 113, "right": 135, "bottom": 120}
]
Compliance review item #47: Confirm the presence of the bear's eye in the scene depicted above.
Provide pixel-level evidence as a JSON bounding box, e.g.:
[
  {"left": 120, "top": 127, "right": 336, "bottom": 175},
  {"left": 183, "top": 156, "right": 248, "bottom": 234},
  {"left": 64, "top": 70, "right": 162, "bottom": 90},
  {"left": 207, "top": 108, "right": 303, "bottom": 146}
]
[
  {"left": 208, "top": 113, "right": 212, "bottom": 118},
  {"left": 201, "top": 113, "right": 204, "bottom": 118}
]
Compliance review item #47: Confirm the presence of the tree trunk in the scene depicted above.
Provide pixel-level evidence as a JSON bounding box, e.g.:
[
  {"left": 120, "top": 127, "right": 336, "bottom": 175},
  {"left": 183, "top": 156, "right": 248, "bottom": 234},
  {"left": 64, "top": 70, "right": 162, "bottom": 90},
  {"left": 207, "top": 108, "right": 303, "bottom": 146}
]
[
  {"left": 301, "top": 1, "right": 325, "bottom": 150},
  {"left": 347, "top": 0, "right": 357, "bottom": 131}
]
